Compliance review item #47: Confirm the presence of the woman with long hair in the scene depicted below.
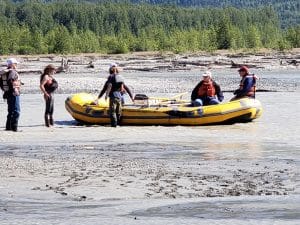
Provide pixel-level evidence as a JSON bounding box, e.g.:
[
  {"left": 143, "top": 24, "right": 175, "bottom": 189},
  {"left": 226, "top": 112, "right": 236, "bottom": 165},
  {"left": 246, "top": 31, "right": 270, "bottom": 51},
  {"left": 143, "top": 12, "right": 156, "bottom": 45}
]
[{"left": 40, "top": 64, "right": 58, "bottom": 127}]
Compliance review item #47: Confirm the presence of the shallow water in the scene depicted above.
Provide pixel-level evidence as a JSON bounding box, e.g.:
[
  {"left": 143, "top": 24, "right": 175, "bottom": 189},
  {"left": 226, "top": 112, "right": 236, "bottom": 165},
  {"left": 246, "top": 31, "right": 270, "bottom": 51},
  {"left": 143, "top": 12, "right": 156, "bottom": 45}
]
[{"left": 0, "top": 69, "right": 299, "bottom": 224}]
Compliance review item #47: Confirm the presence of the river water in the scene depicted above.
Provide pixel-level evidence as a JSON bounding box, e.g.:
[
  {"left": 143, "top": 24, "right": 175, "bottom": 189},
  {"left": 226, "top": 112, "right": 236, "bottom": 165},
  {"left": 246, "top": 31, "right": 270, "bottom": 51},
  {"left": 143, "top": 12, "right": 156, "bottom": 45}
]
[{"left": 0, "top": 68, "right": 299, "bottom": 224}]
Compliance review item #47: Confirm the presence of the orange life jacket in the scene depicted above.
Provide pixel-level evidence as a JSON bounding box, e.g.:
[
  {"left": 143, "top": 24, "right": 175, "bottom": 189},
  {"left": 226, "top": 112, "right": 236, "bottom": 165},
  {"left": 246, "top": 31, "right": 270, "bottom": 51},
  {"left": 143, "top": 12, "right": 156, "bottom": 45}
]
[
  {"left": 239, "top": 74, "right": 256, "bottom": 97},
  {"left": 197, "top": 80, "right": 216, "bottom": 97}
]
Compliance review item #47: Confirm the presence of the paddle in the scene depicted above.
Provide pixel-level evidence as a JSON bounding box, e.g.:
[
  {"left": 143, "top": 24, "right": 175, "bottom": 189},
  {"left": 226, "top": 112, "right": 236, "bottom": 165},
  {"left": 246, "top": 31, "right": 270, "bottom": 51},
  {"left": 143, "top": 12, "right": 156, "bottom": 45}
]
[
  {"left": 133, "top": 92, "right": 188, "bottom": 106},
  {"left": 155, "top": 92, "right": 188, "bottom": 104}
]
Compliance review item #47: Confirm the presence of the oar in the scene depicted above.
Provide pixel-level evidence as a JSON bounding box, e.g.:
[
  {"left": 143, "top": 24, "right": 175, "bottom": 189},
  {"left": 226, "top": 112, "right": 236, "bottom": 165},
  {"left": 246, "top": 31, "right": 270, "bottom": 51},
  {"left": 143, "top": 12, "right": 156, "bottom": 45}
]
[
  {"left": 158, "top": 92, "right": 188, "bottom": 104},
  {"left": 148, "top": 92, "right": 188, "bottom": 102}
]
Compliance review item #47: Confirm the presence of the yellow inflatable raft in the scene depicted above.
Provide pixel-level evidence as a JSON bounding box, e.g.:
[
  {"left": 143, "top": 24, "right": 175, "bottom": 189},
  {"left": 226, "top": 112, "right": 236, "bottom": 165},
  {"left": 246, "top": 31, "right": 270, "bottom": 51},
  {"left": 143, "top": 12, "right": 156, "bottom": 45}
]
[{"left": 65, "top": 93, "right": 262, "bottom": 126}]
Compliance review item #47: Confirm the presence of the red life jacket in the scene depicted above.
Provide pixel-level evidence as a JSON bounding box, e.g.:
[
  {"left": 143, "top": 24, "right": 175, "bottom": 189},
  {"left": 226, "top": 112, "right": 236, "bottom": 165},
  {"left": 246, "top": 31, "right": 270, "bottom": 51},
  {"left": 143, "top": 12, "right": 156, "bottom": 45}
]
[
  {"left": 239, "top": 74, "right": 256, "bottom": 97},
  {"left": 197, "top": 80, "right": 216, "bottom": 97}
]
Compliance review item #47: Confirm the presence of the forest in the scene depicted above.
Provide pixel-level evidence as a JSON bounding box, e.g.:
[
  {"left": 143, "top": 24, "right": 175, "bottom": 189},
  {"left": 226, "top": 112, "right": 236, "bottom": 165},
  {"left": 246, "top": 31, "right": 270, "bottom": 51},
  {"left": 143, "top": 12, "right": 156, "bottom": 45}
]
[
  {"left": 0, "top": 0, "right": 299, "bottom": 55},
  {"left": 130, "top": 0, "right": 300, "bottom": 28},
  {"left": 66, "top": 0, "right": 300, "bottom": 28}
]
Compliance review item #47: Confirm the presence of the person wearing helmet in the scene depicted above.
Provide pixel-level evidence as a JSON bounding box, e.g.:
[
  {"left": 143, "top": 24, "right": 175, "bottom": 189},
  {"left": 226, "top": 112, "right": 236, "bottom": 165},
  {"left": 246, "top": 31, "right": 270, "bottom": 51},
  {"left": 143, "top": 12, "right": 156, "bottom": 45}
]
[
  {"left": 231, "top": 66, "right": 258, "bottom": 101},
  {"left": 191, "top": 71, "right": 224, "bottom": 106}
]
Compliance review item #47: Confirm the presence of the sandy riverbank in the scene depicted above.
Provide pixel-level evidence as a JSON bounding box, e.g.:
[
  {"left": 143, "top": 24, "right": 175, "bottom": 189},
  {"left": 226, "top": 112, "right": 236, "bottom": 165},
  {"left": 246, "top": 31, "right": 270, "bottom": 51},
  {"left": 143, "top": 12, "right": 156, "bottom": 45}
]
[
  {"left": 1, "top": 49, "right": 300, "bottom": 74},
  {"left": 0, "top": 54, "right": 299, "bottom": 224}
]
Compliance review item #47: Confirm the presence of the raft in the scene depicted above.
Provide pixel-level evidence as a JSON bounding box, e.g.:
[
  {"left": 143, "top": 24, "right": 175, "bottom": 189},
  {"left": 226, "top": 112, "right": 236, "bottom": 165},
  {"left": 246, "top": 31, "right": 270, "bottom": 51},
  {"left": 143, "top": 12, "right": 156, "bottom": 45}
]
[{"left": 65, "top": 93, "right": 262, "bottom": 126}]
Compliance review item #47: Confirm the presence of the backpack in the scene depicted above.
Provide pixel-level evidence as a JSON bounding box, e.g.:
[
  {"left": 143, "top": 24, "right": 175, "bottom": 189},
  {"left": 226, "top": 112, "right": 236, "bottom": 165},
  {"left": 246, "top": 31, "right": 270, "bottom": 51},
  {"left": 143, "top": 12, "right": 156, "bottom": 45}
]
[{"left": 0, "top": 69, "right": 9, "bottom": 92}]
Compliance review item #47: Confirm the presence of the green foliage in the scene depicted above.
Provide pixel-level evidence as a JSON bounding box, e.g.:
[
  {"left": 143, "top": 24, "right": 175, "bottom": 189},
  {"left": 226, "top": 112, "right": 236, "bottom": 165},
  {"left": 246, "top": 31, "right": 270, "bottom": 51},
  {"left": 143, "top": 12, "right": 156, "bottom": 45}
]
[
  {"left": 286, "top": 26, "right": 300, "bottom": 48},
  {"left": 245, "top": 26, "right": 262, "bottom": 49},
  {"left": 0, "top": 0, "right": 298, "bottom": 55}
]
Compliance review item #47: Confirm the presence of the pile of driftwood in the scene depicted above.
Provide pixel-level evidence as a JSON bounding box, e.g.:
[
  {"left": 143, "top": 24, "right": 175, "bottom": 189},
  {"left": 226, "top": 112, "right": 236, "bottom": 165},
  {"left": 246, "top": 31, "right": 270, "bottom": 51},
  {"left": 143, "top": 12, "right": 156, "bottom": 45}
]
[
  {"left": 17, "top": 58, "right": 70, "bottom": 75},
  {"left": 1, "top": 52, "right": 299, "bottom": 74}
]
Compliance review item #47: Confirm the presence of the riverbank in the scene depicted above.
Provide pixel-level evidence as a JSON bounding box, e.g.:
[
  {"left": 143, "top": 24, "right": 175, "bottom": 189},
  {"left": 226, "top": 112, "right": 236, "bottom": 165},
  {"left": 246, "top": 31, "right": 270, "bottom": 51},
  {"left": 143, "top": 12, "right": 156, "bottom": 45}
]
[
  {"left": 0, "top": 56, "right": 299, "bottom": 224},
  {"left": 0, "top": 92, "right": 299, "bottom": 224},
  {"left": 1, "top": 49, "right": 300, "bottom": 74}
]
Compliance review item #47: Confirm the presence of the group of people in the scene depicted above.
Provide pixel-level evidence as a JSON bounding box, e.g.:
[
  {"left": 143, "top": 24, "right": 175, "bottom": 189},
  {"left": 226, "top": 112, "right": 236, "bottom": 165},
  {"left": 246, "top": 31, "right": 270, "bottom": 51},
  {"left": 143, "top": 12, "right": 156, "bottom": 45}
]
[
  {"left": 94, "top": 64, "right": 257, "bottom": 127},
  {"left": 0, "top": 58, "right": 58, "bottom": 131},
  {"left": 191, "top": 65, "right": 257, "bottom": 106},
  {"left": 0, "top": 58, "right": 257, "bottom": 130}
]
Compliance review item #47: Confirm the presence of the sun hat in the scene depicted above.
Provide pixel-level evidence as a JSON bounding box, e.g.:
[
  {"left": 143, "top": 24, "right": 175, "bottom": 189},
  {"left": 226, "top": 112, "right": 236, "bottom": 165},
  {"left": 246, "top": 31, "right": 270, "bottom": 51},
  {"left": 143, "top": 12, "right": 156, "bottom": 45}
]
[
  {"left": 6, "top": 58, "right": 19, "bottom": 66},
  {"left": 202, "top": 71, "right": 212, "bottom": 78},
  {"left": 45, "top": 64, "right": 56, "bottom": 71}
]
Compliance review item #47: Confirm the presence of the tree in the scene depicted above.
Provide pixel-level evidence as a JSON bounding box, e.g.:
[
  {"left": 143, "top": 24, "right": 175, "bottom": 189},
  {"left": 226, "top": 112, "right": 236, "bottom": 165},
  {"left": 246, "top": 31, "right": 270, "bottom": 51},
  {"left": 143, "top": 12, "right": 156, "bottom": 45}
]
[
  {"left": 245, "top": 25, "right": 262, "bottom": 49},
  {"left": 46, "top": 25, "right": 73, "bottom": 54}
]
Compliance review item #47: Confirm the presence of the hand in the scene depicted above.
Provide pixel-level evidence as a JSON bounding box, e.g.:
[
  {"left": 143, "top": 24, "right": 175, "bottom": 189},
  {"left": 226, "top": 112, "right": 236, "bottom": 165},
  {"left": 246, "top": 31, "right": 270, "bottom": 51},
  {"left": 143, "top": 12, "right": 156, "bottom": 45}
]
[{"left": 44, "top": 93, "right": 50, "bottom": 99}]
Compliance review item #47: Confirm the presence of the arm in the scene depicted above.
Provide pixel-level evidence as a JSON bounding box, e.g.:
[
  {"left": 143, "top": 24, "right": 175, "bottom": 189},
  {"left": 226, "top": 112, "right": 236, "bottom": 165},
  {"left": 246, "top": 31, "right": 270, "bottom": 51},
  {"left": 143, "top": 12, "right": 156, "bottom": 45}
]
[
  {"left": 123, "top": 84, "right": 134, "bottom": 101},
  {"left": 8, "top": 70, "right": 21, "bottom": 95},
  {"left": 40, "top": 75, "right": 50, "bottom": 98},
  {"left": 98, "top": 81, "right": 108, "bottom": 99},
  {"left": 191, "top": 82, "right": 202, "bottom": 101},
  {"left": 214, "top": 82, "right": 224, "bottom": 102},
  {"left": 105, "top": 83, "right": 112, "bottom": 100}
]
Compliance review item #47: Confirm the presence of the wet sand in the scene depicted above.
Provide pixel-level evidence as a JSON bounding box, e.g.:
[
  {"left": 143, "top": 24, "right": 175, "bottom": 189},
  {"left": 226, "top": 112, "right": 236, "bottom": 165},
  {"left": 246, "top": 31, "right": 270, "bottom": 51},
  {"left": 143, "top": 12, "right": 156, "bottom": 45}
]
[{"left": 0, "top": 54, "right": 299, "bottom": 224}]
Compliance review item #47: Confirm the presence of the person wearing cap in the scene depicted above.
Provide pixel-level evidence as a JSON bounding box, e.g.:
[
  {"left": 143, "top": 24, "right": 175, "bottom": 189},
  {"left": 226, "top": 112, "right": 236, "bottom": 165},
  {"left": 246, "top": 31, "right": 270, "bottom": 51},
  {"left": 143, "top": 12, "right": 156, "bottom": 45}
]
[
  {"left": 231, "top": 66, "right": 258, "bottom": 101},
  {"left": 0, "top": 58, "right": 21, "bottom": 131},
  {"left": 95, "top": 63, "right": 134, "bottom": 127},
  {"left": 40, "top": 64, "right": 58, "bottom": 127},
  {"left": 191, "top": 71, "right": 224, "bottom": 106}
]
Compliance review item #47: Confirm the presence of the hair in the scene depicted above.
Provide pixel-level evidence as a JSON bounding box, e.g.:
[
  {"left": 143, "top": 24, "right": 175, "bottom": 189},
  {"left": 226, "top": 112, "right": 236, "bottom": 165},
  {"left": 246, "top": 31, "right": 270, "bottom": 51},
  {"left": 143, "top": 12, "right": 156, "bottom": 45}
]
[
  {"left": 109, "top": 66, "right": 119, "bottom": 74},
  {"left": 40, "top": 64, "right": 56, "bottom": 83}
]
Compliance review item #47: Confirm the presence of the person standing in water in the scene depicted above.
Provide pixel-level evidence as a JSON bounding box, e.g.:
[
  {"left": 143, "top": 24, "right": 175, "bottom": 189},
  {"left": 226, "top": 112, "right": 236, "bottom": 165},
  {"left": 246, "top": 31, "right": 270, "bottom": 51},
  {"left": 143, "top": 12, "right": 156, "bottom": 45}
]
[{"left": 40, "top": 64, "right": 58, "bottom": 127}]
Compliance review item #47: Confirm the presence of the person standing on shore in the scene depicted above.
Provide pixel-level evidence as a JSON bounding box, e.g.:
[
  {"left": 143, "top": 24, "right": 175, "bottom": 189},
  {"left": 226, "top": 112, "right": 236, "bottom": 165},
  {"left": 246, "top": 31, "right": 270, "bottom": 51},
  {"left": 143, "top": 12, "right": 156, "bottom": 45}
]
[
  {"left": 0, "top": 58, "right": 21, "bottom": 131},
  {"left": 40, "top": 64, "right": 58, "bottom": 127},
  {"left": 191, "top": 71, "right": 224, "bottom": 106},
  {"left": 95, "top": 63, "right": 133, "bottom": 127},
  {"left": 231, "top": 66, "right": 258, "bottom": 101}
]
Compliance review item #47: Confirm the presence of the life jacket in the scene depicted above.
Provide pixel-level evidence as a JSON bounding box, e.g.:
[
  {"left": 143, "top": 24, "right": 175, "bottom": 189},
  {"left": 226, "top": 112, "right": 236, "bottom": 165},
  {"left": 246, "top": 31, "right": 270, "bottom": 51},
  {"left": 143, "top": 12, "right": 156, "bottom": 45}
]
[
  {"left": 197, "top": 80, "right": 216, "bottom": 97},
  {"left": 239, "top": 74, "right": 257, "bottom": 97},
  {"left": 109, "top": 74, "right": 125, "bottom": 99}
]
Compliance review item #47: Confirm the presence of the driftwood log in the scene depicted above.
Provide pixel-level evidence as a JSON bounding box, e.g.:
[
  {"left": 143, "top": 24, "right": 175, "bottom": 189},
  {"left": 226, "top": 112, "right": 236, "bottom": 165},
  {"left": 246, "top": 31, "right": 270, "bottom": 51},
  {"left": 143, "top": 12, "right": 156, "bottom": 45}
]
[
  {"left": 56, "top": 58, "right": 70, "bottom": 73},
  {"left": 287, "top": 60, "right": 300, "bottom": 66},
  {"left": 18, "top": 69, "right": 42, "bottom": 74},
  {"left": 87, "top": 61, "right": 95, "bottom": 68},
  {"left": 231, "top": 60, "right": 260, "bottom": 68}
]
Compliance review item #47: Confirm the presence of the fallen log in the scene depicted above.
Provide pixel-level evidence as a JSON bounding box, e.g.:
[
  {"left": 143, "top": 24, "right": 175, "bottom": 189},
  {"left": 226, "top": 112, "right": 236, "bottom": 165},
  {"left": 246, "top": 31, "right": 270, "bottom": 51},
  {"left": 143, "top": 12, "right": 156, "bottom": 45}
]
[
  {"left": 18, "top": 69, "right": 42, "bottom": 74},
  {"left": 231, "top": 60, "right": 261, "bottom": 68},
  {"left": 287, "top": 59, "right": 300, "bottom": 66}
]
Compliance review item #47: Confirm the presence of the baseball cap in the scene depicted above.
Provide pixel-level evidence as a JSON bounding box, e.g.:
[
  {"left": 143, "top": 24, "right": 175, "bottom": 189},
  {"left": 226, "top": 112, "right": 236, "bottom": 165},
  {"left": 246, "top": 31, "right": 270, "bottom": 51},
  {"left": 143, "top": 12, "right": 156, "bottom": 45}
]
[
  {"left": 238, "top": 66, "right": 249, "bottom": 73},
  {"left": 6, "top": 58, "right": 19, "bottom": 66},
  {"left": 202, "top": 71, "right": 212, "bottom": 78},
  {"left": 109, "top": 63, "right": 117, "bottom": 70}
]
